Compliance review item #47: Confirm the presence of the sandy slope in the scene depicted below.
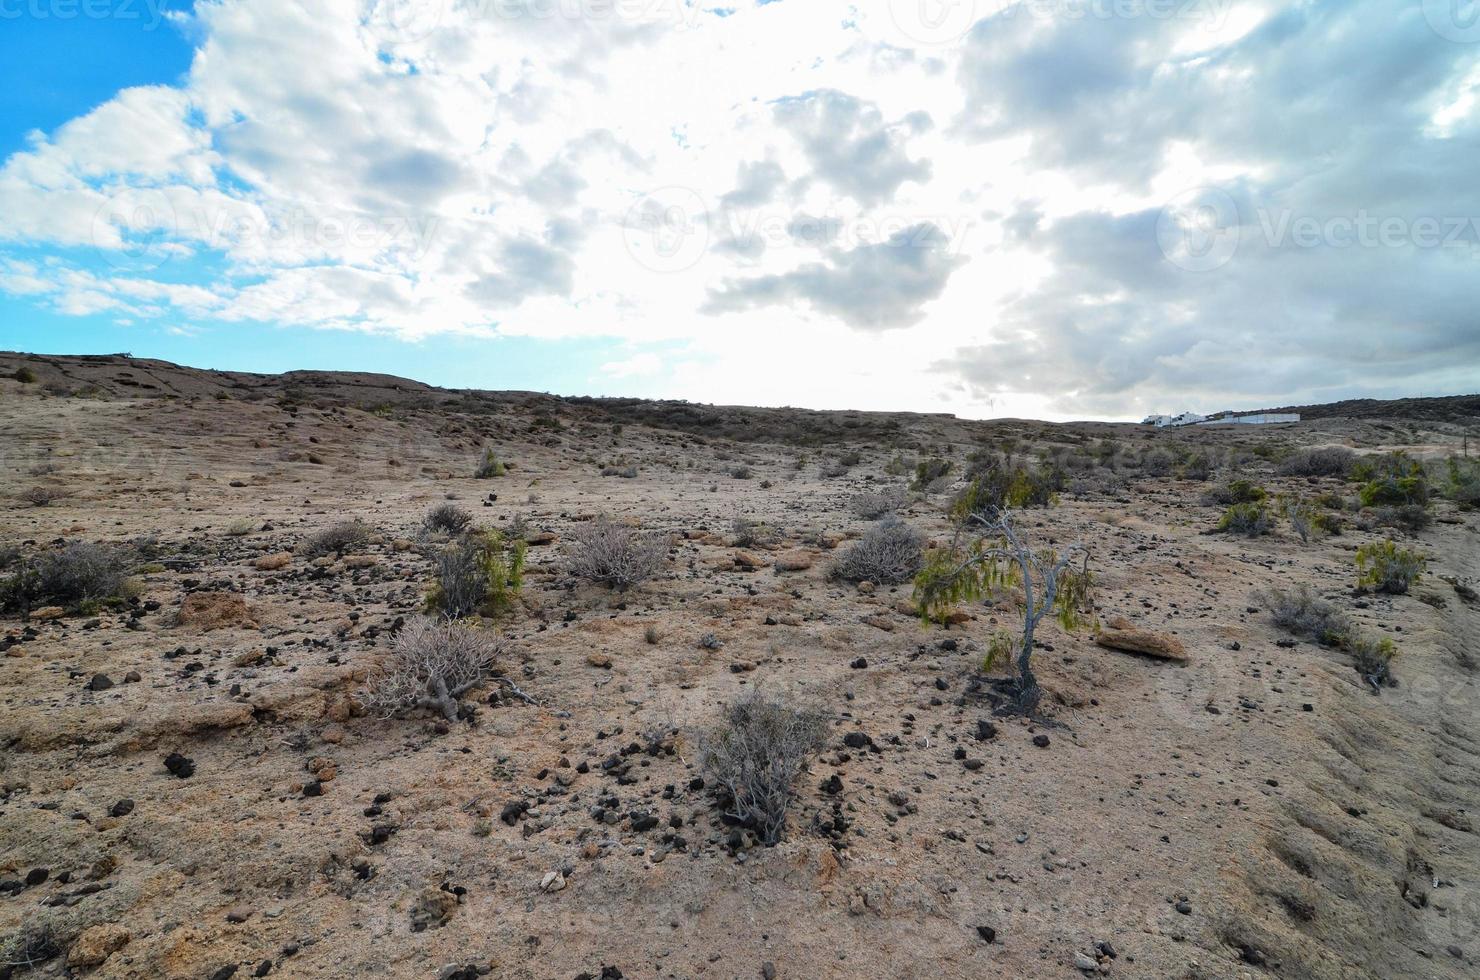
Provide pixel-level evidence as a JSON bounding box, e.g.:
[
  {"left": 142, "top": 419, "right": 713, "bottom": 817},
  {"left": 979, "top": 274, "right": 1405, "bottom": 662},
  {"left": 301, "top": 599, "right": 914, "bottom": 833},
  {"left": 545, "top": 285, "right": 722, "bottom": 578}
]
[{"left": 1, "top": 354, "right": 1477, "bottom": 980}]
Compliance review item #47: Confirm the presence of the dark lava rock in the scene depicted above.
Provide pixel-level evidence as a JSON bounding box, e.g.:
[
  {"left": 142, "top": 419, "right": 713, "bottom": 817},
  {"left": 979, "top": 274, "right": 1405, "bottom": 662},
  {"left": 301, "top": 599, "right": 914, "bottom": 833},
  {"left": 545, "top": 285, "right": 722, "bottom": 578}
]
[
  {"left": 109, "top": 799, "right": 135, "bottom": 818},
  {"left": 1032, "top": 734, "right": 1051, "bottom": 749},
  {"left": 976, "top": 925, "right": 997, "bottom": 943},
  {"left": 842, "top": 732, "right": 872, "bottom": 750},
  {"left": 164, "top": 753, "right": 195, "bottom": 778},
  {"left": 85, "top": 673, "right": 114, "bottom": 691}
]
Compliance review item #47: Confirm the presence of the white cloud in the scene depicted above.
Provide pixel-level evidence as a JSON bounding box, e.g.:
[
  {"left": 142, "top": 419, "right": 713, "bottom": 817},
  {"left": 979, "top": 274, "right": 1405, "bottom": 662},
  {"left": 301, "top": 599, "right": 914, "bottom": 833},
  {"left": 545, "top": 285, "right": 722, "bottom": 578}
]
[{"left": 0, "top": 0, "right": 1476, "bottom": 419}]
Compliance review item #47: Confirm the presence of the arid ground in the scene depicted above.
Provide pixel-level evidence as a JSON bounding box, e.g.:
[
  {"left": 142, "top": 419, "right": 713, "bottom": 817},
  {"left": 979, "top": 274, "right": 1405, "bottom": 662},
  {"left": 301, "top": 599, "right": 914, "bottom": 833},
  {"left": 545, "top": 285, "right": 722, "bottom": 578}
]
[{"left": 2, "top": 353, "right": 1478, "bottom": 980}]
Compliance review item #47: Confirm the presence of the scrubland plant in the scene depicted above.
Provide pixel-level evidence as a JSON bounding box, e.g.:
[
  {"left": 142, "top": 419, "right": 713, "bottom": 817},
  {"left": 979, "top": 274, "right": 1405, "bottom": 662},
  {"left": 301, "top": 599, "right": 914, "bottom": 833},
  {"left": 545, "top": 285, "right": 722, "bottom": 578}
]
[
  {"left": 910, "top": 457, "right": 954, "bottom": 492},
  {"left": 1278, "top": 495, "right": 1342, "bottom": 543},
  {"left": 958, "top": 456, "right": 1061, "bottom": 512},
  {"left": 700, "top": 688, "right": 827, "bottom": 845},
  {"left": 566, "top": 516, "right": 669, "bottom": 590},
  {"left": 914, "top": 508, "right": 1093, "bottom": 714},
  {"left": 475, "top": 447, "right": 506, "bottom": 478},
  {"left": 1355, "top": 540, "right": 1425, "bottom": 595},
  {"left": 1201, "top": 480, "right": 1267, "bottom": 506},
  {"left": 1257, "top": 584, "right": 1400, "bottom": 692},
  {"left": 359, "top": 617, "right": 500, "bottom": 721},
  {"left": 1216, "top": 502, "right": 1273, "bottom": 536},
  {"left": 424, "top": 502, "right": 474, "bottom": 536},
  {"left": 427, "top": 528, "right": 526, "bottom": 617},
  {"left": 732, "top": 516, "right": 779, "bottom": 548},
  {"left": 1442, "top": 456, "right": 1480, "bottom": 509},
  {"left": 1278, "top": 447, "right": 1356, "bottom": 477},
  {"left": 1352, "top": 452, "right": 1427, "bottom": 507},
  {"left": 829, "top": 517, "right": 924, "bottom": 584},
  {"left": 0, "top": 542, "right": 131, "bottom": 619},
  {"left": 850, "top": 486, "right": 908, "bottom": 520},
  {"left": 303, "top": 520, "right": 371, "bottom": 557}
]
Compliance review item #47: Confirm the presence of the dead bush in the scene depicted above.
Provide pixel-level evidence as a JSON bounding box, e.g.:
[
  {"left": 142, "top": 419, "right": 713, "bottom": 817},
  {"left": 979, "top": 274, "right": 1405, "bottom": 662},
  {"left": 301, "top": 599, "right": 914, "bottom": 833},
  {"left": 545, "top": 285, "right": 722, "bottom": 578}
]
[
  {"left": 359, "top": 618, "right": 500, "bottom": 721},
  {"left": 700, "top": 688, "right": 827, "bottom": 845},
  {"left": 303, "top": 520, "right": 371, "bottom": 557},
  {"left": 565, "top": 517, "right": 669, "bottom": 590},
  {"left": 850, "top": 487, "right": 907, "bottom": 520},
  {"left": 1278, "top": 447, "right": 1355, "bottom": 477},
  {"left": 1256, "top": 584, "right": 1351, "bottom": 646},
  {"left": 23, "top": 486, "right": 68, "bottom": 507},
  {"left": 424, "top": 503, "right": 473, "bottom": 536},
  {"left": 829, "top": 517, "right": 923, "bottom": 584},
  {"left": 732, "top": 517, "right": 779, "bottom": 548}
]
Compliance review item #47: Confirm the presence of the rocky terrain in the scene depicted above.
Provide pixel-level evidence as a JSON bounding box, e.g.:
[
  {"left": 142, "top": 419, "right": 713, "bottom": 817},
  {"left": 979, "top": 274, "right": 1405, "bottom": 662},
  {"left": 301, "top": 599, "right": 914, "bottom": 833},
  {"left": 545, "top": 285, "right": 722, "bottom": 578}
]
[{"left": 1, "top": 352, "right": 1477, "bottom": 980}]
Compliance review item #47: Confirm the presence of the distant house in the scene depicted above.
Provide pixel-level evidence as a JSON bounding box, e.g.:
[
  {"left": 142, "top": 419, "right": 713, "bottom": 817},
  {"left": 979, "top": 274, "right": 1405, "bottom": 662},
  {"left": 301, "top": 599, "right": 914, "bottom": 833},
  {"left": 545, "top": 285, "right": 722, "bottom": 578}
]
[{"left": 1143, "top": 411, "right": 1209, "bottom": 427}]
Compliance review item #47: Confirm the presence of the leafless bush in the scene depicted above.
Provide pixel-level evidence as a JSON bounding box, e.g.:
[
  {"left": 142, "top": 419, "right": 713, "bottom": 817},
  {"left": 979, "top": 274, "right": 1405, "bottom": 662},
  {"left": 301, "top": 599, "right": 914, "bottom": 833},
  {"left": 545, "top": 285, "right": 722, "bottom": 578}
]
[
  {"left": 303, "top": 520, "right": 371, "bottom": 557},
  {"left": 850, "top": 486, "right": 907, "bottom": 520},
  {"left": 829, "top": 517, "right": 923, "bottom": 584},
  {"left": 732, "top": 517, "right": 779, "bottom": 548},
  {"left": 23, "top": 486, "right": 68, "bottom": 507},
  {"left": 1, "top": 923, "right": 60, "bottom": 972},
  {"left": 1256, "top": 584, "right": 1351, "bottom": 646},
  {"left": 359, "top": 618, "right": 500, "bottom": 721},
  {"left": 1279, "top": 447, "right": 1355, "bottom": 478},
  {"left": 424, "top": 503, "right": 473, "bottom": 536},
  {"left": 700, "top": 688, "right": 827, "bottom": 845},
  {"left": 565, "top": 517, "right": 669, "bottom": 590},
  {"left": 1, "top": 542, "right": 130, "bottom": 617}
]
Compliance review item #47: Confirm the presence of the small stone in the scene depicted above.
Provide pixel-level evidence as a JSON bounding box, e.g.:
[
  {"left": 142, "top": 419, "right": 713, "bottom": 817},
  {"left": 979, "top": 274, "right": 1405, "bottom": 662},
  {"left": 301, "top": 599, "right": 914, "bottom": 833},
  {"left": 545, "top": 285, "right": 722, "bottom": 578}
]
[
  {"left": 1032, "top": 734, "right": 1051, "bottom": 749},
  {"left": 540, "top": 871, "right": 567, "bottom": 893},
  {"left": 164, "top": 752, "right": 195, "bottom": 778},
  {"left": 976, "top": 925, "right": 996, "bottom": 943},
  {"left": 85, "top": 673, "right": 113, "bottom": 691},
  {"left": 1074, "top": 952, "right": 1098, "bottom": 972},
  {"left": 1175, "top": 900, "right": 1192, "bottom": 915},
  {"left": 109, "top": 799, "right": 135, "bottom": 818},
  {"left": 587, "top": 652, "right": 612, "bottom": 669},
  {"left": 226, "top": 905, "right": 255, "bottom": 923}
]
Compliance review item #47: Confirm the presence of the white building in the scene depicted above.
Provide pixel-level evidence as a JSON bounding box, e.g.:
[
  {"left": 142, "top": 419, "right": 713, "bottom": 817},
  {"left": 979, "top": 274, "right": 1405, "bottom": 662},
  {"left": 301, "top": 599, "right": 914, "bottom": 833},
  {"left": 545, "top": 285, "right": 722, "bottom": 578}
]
[
  {"left": 1198, "top": 413, "right": 1300, "bottom": 426},
  {"left": 1143, "top": 411, "right": 1209, "bottom": 427}
]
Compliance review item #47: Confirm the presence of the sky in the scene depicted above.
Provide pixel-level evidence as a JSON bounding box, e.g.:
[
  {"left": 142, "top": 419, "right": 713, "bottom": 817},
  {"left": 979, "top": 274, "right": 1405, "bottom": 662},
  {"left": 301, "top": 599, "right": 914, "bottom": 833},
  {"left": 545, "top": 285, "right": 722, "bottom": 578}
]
[{"left": 1, "top": 1, "right": 1478, "bottom": 421}]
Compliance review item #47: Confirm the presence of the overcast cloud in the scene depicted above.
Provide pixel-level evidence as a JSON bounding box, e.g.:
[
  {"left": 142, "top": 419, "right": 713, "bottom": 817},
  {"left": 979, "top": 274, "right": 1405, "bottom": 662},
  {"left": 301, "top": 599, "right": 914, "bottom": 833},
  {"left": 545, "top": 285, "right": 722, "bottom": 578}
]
[{"left": 0, "top": 0, "right": 1476, "bottom": 419}]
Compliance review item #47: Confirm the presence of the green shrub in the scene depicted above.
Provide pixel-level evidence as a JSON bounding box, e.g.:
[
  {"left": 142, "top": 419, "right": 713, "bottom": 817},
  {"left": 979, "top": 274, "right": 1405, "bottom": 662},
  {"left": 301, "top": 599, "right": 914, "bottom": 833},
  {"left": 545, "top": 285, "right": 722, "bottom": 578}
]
[
  {"left": 1201, "top": 480, "right": 1267, "bottom": 506},
  {"left": 1216, "top": 502, "right": 1272, "bottom": 536},
  {"left": 1347, "top": 632, "right": 1398, "bottom": 689},
  {"left": 1278, "top": 447, "right": 1355, "bottom": 477},
  {"left": 1352, "top": 452, "right": 1428, "bottom": 506},
  {"left": 475, "top": 447, "right": 506, "bottom": 478},
  {"left": 427, "top": 528, "right": 526, "bottom": 617},
  {"left": 1442, "top": 457, "right": 1480, "bottom": 510},
  {"left": 1356, "top": 540, "right": 1425, "bottom": 595},
  {"left": 13, "top": 366, "right": 37, "bottom": 384},
  {"left": 1278, "top": 495, "right": 1342, "bottom": 543},
  {"left": 910, "top": 457, "right": 954, "bottom": 492},
  {"left": 959, "top": 453, "right": 1061, "bottom": 512}
]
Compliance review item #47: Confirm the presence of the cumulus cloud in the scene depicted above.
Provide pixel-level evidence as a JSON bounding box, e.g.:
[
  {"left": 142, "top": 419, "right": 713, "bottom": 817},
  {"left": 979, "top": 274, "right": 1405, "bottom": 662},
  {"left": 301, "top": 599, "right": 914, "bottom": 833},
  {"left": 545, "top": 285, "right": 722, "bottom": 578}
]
[
  {"left": 704, "top": 223, "right": 965, "bottom": 330},
  {"left": 0, "top": 0, "right": 1475, "bottom": 418}
]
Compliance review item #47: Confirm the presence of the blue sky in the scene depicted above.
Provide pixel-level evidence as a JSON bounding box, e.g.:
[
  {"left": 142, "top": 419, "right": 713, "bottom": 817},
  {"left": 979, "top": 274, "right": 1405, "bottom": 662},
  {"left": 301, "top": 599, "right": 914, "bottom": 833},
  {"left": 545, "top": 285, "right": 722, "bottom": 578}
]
[{"left": 1, "top": 1, "right": 1478, "bottom": 419}]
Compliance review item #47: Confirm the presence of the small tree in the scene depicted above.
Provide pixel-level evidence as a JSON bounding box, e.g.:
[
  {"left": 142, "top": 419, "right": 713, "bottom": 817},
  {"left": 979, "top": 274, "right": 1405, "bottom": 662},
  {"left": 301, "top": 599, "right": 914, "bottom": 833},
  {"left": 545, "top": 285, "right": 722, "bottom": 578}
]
[
  {"left": 360, "top": 618, "right": 501, "bottom": 721},
  {"left": 914, "top": 509, "right": 1093, "bottom": 715},
  {"left": 475, "top": 447, "right": 506, "bottom": 478}
]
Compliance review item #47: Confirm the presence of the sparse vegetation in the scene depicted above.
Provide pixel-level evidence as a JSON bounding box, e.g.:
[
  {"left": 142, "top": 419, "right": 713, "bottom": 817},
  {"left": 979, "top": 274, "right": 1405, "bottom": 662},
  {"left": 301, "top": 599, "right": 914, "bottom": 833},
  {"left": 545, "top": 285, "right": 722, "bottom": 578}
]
[
  {"left": 1347, "top": 632, "right": 1398, "bottom": 690},
  {"left": 1353, "top": 452, "right": 1428, "bottom": 507},
  {"left": 1257, "top": 584, "right": 1351, "bottom": 646},
  {"left": 1278, "top": 447, "right": 1355, "bottom": 477},
  {"left": 0, "top": 542, "right": 131, "bottom": 618},
  {"left": 910, "top": 457, "right": 953, "bottom": 492},
  {"left": 700, "top": 687, "right": 827, "bottom": 845},
  {"left": 829, "top": 517, "right": 924, "bottom": 584},
  {"left": 849, "top": 486, "right": 907, "bottom": 520},
  {"left": 12, "top": 366, "right": 37, "bottom": 384},
  {"left": 732, "top": 516, "right": 778, "bottom": 548},
  {"left": 424, "top": 502, "right": 474, "bottom": 536},
  {"left": 1215, "top": 501, "right": 1273, "bottom": 536},
  {"left": 1278, "top": 495, "right": 1342, "bottom": 543},
  {"left": 566, "top": 517, "right": 669, "bottom": 590},
  {"left": 23, "top": 486, "right": 67, "bottom": 507},
  {"left": 958, "top": 454, "right": 1061, "bottom": 512},
  {"left": 475, "top": 447, "right": 507, "bottom": 478},
  {"left": 1441, "top": 456, "right": 1480, "bottom": 510},
  {"left": 1356, "top": 540, "right": 1425, "bottom": 595},
  {"left": 359, "top": 618, "right": 501, "bottom": 721},
  {"left": 1, "top": 923, "right": 60, "bottom": 972},
  {"left": 303, "top": 520, "right": 371, "bottom": 557},
  {"left": 1201, "top": 479, "right": 1267, "bottom": 506},
  {"left": 914, "top": 509, "right": 1093, "bottom": 714},
  {"left": 427, "top": 528, "right": 526, "bottom": 618}
]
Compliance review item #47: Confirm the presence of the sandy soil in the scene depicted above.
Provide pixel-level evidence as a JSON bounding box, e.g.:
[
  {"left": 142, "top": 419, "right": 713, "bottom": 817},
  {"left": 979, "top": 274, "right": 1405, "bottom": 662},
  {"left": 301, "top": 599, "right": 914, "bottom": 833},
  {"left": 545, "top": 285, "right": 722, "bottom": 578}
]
[{"left": 1, "top": 353, "right": 1477, "bottom": 980}]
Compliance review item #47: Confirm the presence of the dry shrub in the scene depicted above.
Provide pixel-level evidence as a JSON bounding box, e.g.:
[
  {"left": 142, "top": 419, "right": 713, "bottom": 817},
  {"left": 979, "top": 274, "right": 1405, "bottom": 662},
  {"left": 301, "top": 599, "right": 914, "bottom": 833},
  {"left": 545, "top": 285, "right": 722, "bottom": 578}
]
[
  {"left": 1279, "top": 447, "right": 1355, "bottom": 477},
  {"left": 700, "top": 688, "right": 827, "bottom": 845},
  {"left": 566, "top": 517, "right": 669, "bottom": 590},
  {"left": 23, "top": 486, "right": 68, "bottom": 507},
  {"left": 359, "top": 618, "right": 500, "bottom": 721},
  {"left": 424, "top": 503, "right": 473, "bottom": 536},
  {"left": 1257, "top": 584, "right": 1350, "bottom": 645},
  {"left": 850, "top": 486, "right": 908, "bottom": 520},
  {"left": 1, "top": 542, "right": 130, "bottom": 616},
  {"left": 829, "top": 517, "right": 923, "bottom": 584},
  {"left": 303, "top": 520, "right": 371, "bottom": 557}
]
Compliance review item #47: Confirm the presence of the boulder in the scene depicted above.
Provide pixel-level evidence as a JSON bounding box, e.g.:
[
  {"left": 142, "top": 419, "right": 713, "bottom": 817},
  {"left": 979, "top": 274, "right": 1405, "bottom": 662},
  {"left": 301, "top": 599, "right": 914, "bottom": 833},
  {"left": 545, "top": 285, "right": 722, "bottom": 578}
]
[
  {"left": 1095, "top": 616, "right": 1187, "bottom": 662},
  {"left": 68, "top": 924, "right": 130, "bottom": 968}
]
